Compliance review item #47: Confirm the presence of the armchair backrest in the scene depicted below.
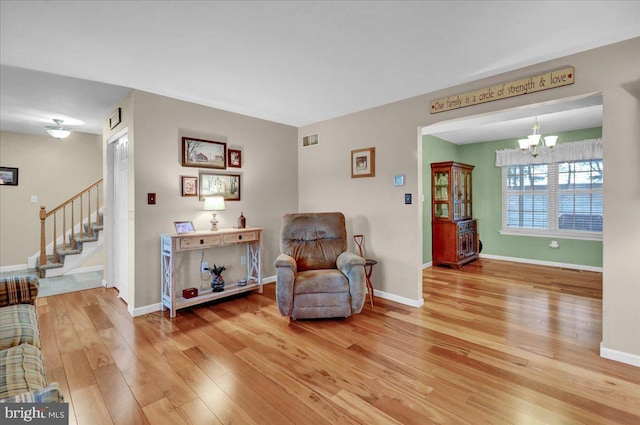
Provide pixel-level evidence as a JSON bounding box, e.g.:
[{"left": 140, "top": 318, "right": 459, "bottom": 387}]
[{"left": 280, "top": 212, "right": 347, "bottom": 271}]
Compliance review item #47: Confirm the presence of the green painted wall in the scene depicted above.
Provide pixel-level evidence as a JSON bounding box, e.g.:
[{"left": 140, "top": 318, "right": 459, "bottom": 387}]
[
  {"left": 422, "top": 135, "right": 461, "bottom": 264},
  {"left": 423, "top": 127, "right": 603, "bottom": 268}
]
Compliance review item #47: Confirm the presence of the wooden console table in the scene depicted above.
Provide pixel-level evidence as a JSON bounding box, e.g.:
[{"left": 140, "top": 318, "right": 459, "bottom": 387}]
[{"left": 161, "top": 228, "right": 263, "bottom": 318}]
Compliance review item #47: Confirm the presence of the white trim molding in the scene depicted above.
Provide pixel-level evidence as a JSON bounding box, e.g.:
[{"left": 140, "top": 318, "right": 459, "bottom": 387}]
[
  {"left": 479, "top": 253, "right": 602, "bottom": 272},
  {"left": 131, "top": 303, "right": 162, "bottom": 317},
  {"left": 0, "top": 264, "right": 29, "bottom": 273},
  {"left": 422, "top": 261, "right": 433, "bottom": 269},
  {"left": 600, "top": 342, "right": 640, "bottom": 367},
  {"left": 374, "top": 289, "right": 425, "bottom": 308}
]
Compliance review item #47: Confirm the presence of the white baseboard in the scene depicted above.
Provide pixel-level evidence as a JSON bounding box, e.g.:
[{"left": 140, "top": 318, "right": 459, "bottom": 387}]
[
  {"left": 131, "top": 302, "right": 162, "bottom": 317},
  {"left": 0, "top": 264, "right": 29, "bottom": 273},
  {"left": 263, "top": 275, "right": 276, "bottom": 284},
  {"left": 65, "top": 265, "right": 104, "bottom": 275},
  {"left": 422, "top": 261, "right": 433, "bottom": 269},
  {"left": 600, "top": 342, "right": 640, "bottom": 367},
  {"left": 479, "top": 253, "right": 603, "bottom": 272},
  {"left": 374, "top": 289, "right": 424, "bottom": 308}
]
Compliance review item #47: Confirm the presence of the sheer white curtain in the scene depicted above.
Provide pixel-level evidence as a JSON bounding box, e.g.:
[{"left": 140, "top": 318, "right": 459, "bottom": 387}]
[{"left": 495, "top": 138, "right": 603, "bottom": 166}]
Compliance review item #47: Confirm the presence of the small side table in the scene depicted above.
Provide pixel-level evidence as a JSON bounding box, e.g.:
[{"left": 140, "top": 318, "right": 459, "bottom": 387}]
[
  {"left": 354, "top": 234, "right": 376, "bottom": 307},
  {"left": 363, "top": 258, "right": 377, "bottom": 307}
]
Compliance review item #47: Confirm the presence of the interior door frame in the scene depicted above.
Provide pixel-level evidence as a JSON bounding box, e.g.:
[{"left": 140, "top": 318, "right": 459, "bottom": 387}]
[{"left": 106, "top": 127, "right": 130, "bottom": 304}]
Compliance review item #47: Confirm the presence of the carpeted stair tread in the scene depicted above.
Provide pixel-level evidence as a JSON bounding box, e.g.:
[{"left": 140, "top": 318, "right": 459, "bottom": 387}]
[{"left": 36, "top": 213, "right": 104, "bottom": 276}]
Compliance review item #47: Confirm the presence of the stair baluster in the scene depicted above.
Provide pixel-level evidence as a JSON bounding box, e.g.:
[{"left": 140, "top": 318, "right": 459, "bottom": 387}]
[
  {"left": 37, "top": 179, "right": 103, "bottom": 278},
  {"left": 87, "top": 188, "right": 92, "bottom": 237}
]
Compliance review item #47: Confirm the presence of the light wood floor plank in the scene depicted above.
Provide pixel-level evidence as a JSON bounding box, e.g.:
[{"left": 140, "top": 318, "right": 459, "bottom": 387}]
[{"left": 36, "top": 259, "right": 640, "bottom": 424}]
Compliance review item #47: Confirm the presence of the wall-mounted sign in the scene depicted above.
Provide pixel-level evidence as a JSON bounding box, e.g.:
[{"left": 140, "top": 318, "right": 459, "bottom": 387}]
[{"left": 430, "top": 66, "right": 574, "bottom": 114}]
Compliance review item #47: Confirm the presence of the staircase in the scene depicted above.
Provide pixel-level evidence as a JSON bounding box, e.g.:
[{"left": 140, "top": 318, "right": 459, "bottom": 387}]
[{"left": 31, "top": 179, "right": 104, "bottom": 278}]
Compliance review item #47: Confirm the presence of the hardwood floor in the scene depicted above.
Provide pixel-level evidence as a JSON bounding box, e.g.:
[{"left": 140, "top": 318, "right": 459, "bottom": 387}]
[{"left": 35, "top": 258, "right": 640, "bottom": 424}]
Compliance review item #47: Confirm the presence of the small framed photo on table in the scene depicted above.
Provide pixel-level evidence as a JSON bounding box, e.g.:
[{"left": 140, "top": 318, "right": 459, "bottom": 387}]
[{"left": 174, "top": 221, "right": 195, "bottom": 234}]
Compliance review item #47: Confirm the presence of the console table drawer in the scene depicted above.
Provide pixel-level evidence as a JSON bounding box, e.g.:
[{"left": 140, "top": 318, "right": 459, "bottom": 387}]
[
  {"left": 223, "top": 231, "right": 259, "bottom": 244},
  {"left": 180, "top": 235, "right": 222, "bottom": 250}
]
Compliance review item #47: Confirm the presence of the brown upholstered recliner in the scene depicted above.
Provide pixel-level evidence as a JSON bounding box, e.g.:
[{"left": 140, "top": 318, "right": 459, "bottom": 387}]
[{"left": 275, "top": 212, "right": 367, "bottom": 320}]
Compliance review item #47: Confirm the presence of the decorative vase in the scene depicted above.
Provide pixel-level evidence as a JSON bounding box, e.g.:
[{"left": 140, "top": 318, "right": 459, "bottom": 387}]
[{"left": 238, "top": 212, "right": 246, "bottom": 229}]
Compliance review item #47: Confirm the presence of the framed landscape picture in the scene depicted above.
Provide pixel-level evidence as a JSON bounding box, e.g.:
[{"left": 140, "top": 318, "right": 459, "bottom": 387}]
[
  {"left": 199, "top": 172, "right": 241, "bottom": 201},
  {"left": 0, "top": 167, "right": 18, "bottom": 186},
  {"left": 182, "top": 137, "right": 227, "bottom": 169}
]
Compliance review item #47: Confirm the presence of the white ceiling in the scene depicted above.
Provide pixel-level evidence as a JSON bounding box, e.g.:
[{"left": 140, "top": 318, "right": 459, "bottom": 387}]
[{"left": 1, "top": 1, "right": 638, "bottom": 138}]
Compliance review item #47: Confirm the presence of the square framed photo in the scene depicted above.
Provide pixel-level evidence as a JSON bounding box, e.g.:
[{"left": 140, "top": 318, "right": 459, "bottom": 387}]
[
  {"left": 199, "top": 172, "right": 241, "bottom": 201},
  {"left": 228, "top": 149, "right": 242, "bottom": 168},
  {"left": 351, "top": 147, "right": 375, "bottom": 178},
  {"left": 182, "top": 137, "right": 227, "bottom": 169},
  {"left": 0, "top": 167, "right": 18, "bottom": 186},
  {"left": 174, "top": 221, "right": 195, "bottom": 234},
  {"left": 180, "top": 176, "right": 198, "bottom": 197}
]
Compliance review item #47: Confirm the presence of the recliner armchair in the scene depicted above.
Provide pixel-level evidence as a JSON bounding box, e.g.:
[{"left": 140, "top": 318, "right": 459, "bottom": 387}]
[{"left": 275, "top": 212, "right": 367, "bottom": 320}]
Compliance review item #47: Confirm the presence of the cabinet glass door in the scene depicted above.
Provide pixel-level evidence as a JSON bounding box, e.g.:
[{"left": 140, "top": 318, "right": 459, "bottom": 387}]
[{"left": 433, "top": 171, "right": 449, "bottom": 201}]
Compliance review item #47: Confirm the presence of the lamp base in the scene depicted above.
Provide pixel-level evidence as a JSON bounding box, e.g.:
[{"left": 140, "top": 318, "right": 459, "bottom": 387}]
[{"left": 210, "top": 212, "right": 219, "bottom": 231}]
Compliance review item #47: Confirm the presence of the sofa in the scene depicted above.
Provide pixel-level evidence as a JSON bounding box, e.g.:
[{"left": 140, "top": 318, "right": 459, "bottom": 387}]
[{"left": 0, "top": 276, "right": 63, "bottom": 403}]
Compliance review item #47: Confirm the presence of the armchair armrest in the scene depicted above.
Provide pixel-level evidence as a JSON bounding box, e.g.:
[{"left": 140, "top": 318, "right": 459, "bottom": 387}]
[
  {"left": 0, "top": 276, "right": 39, "bottom": 307},
  {"left": 337, "top": 252, "right": 367, "bottom": 314},
  {"left": 336, "top": 251, "right": 365, "bottom": 274},
  {"left": 275, "top": 254, "right": 296, "bottom": 316}
]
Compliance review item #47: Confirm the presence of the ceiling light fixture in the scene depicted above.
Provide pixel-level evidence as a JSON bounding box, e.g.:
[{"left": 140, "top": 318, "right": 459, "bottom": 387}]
[
  {"left": 45, "top": 119, "right": 72, "bottom": 139},
  {"left": 517, "top": 117, "right": 557, "bottom": 157}
]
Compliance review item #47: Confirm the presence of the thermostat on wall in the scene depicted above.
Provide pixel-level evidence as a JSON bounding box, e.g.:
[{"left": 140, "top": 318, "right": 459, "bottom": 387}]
[{"left": 394, "top": 174, "right": 405, "bottom": 186}]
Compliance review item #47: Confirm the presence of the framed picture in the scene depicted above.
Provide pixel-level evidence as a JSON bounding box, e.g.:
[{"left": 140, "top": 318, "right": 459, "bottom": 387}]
[
  {"left": 303, "top": 133, "right": 319, "bottom": 147},
  {"left": 199, "top": 172, "right": 241, "bottom": 201},
  {"left": 180, "top": 176, "right": 198, "bottom": 197},
  {"left": 182, "top": 137, "right": 227, "bottom": 169},
  {"left": 109, "top": 107, "right": 121, "bottom": 130},
  {"left": 351, "top": 147, "right": 375, "bottom": 178},
  {"left": 228, "top": 149, "right": 242, "bottom": 168},
  {"left": 0, "top": 167, "right": 18, "bottom": 186},
  {"left": 174, "top": 221, "right": 195, "bottom": 234}
]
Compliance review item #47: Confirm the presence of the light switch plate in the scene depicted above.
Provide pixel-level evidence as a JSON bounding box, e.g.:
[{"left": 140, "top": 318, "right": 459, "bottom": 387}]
[
  {"left": 148, "top": 193, "right": 156, "bottom": 204},
  {"left": 405, "top": 193, "right": 412, "bottom": 204}
]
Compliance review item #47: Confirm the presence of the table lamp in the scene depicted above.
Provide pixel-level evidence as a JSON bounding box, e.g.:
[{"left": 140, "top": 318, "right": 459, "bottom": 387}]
[{"left": 203, "top": 195, "right": 225, "bottom": 231}]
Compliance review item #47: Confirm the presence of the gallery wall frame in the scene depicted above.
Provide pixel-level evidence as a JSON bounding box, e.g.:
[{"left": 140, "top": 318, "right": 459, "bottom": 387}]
[
  {"left": 351, "top": 147, "right": 375, "bottom": 178},
  {"left": 199, "top": 172, "right": 241, "bottom": 201},
  {"left": 180, "top": 176, "right": 198, "bottom": 197},
  {"left": 0, "top": 167, "right": 18, "bottom": 186},
  {"left": 228, "top": 149, "right": 242, "bottom": 168},
  {"left": 182, "top": 137, "right": 227, "bottom": 169}
]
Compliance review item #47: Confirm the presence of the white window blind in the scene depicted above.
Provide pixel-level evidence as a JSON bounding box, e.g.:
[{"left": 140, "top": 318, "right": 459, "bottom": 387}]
[{"left": 497, "top": 139, "right": 603, "bottom": 240}]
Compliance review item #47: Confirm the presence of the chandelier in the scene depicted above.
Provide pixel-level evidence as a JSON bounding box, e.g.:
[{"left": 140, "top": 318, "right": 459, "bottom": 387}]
[{"left": 518, "top": 118, "right": 557, "bottom": 157}]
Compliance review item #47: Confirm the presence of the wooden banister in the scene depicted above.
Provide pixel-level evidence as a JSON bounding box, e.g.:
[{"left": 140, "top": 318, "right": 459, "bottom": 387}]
[{"left": 39, "top": 178, "right": 103, "bottom": 277}]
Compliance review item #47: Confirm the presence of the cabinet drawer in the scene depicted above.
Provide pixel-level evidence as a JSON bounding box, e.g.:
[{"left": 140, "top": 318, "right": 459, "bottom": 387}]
[
  {"left": 179, "top": 235, "right": 222, "bottom": 250},
  {"left": 223, "top": 231, "right": 258, "bottom": 244},
  {"left": 457, "top": 220, "right": 476, "bottom": 233}
]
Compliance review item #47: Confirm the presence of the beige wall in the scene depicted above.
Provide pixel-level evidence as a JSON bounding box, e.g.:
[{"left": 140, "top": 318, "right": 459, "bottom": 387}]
[
  {"left": 103, "top": 90, "right": 298, "bottom": 309},
  {"left": 0, "top": 131, "right": 104, "bottom": 268},
  {"left": 299, "top": 38, "right": 640, "bottom": 360}
]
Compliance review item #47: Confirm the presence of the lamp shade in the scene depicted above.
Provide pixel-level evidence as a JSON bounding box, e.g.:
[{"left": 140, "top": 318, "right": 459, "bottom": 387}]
[
  {"left": 544, "top": 135, "right": 558, "bottom": 147},
  {"left": 203, "top": 196, "right": 225, "bottom": 211}
]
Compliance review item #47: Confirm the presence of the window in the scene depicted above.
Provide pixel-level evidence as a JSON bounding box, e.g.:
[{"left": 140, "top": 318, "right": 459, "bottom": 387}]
[{"left": 501, "top": 158, "right": 603, "bottom": 239}]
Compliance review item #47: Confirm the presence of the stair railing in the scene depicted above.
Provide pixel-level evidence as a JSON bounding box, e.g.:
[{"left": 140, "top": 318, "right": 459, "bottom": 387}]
[{"left": 39, "top": 178, "right": 103, "bottom": 277}]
